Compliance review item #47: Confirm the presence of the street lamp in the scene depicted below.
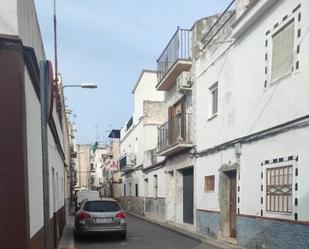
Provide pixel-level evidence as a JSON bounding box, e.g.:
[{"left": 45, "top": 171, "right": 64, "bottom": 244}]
[{"left": 62, "top": 83, "right": 98, "bottom": 90}]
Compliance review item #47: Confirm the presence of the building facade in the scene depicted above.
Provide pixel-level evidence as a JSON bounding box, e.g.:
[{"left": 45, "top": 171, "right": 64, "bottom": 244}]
[
  {"left": 0, "top": 0, "right": 68, "bottom": 248},
  {"left": 195, "top": 0, "right": 309, "bottom": 248},
  {"left": 77, "top": 144, "right": 92, "bottom": 188},
  {"left": 119, "top": 70, "right": 166, "bottom": 216}
]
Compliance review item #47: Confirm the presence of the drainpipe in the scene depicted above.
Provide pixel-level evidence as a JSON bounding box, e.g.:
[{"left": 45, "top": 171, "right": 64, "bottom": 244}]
[{"left": 40, "top": 61, "right": 50, "bottom": 249}]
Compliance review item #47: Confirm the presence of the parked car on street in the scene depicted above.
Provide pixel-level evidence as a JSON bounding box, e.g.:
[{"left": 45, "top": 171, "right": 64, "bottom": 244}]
[
  {"left": 74, "top": 190, "right": 100, "bottom": 211},
  {"left": 74, "top": 198, "right": 127, "bottom": 240}
]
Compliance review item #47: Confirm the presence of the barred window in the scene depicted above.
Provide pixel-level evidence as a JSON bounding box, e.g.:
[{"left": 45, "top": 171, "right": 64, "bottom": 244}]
[
  {"left": 266, "top": 166, "right": 293, "bottom": 213},
  {"left": 271, "top": 21, "right": 294, "bottom": 82},
  {"left": 205, "top": 175, "right": 215, "bottom": 192}
]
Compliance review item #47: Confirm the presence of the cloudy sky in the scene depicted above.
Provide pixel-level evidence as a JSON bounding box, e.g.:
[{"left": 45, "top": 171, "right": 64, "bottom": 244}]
[{"left": 35, "top": 0, "right": 232, "bottom": 144}]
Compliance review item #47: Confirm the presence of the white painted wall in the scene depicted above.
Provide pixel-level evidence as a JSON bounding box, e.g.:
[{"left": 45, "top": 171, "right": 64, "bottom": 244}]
[
  {"left": 48, "top": 127, "right": 65, "bottom": 218},
  {"left": 144, "top": 168, "right": 166, "bottom": 198},
  {"left": 17, "top": 0, "right": 45, "bottom": 60},
  {"left": 133, "top": 71, "right": 165, "bottom": 121},
  {"left": 0, "top": 0, "right": 45, "bottom": 60},
  {"left": 25, "top": 69, "right": 44, "bottom": 237},
  {"left": 0, "top": 0, "right": 18, "bottom": 36},
  {"left": 195, "top": 0, "right": 309, "bottom": 221},
  {"left": 196, "top": 0, "right": 309, "bottom": 151}
]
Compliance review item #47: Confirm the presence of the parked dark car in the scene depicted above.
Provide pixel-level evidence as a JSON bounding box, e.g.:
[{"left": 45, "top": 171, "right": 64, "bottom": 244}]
[{"left": 74, "top": 198, "right": 127, "bottom": 240}]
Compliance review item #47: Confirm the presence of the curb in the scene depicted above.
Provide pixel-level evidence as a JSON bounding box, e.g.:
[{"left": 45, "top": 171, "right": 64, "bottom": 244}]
[
  {"left": 126, "top": 211, "right": 243, "bottom": 249},
  {"left": 58, "top": 214, "right": 75, "bottom": 249}
]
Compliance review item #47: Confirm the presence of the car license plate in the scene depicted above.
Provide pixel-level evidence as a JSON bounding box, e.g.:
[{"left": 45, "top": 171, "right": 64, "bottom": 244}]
[{"left": 95, "top": 218, "right": 112, "bottom": 223}]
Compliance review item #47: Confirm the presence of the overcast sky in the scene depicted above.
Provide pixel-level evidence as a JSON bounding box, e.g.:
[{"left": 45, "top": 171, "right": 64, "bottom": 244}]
[{"left": 34, "top": 0, "right": 232, "bottom": 144}]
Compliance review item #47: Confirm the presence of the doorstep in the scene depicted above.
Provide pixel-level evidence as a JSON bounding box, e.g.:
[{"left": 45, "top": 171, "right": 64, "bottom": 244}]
[{"left": 127, "top": 211, "right": 243, "bottom": 249}]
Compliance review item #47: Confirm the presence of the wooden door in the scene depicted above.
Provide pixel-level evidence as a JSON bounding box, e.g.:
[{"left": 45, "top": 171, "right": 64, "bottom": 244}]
[{"left": 229, "top": 171, "right": 237, "bottom": 238}]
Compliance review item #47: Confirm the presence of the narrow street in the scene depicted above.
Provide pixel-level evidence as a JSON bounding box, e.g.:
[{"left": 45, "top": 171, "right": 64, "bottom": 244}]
[{"left": 73, "top": 215, "right": 216, "bottom": 249}]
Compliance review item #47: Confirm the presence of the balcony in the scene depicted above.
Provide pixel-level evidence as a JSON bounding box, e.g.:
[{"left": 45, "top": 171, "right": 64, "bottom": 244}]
[
  {"left": 157, "top": 113, "right": 193, "bottom": 156},
  {"left": 119, "top": 153, "right": 136, "bottom": 172},
  {"left": 156, "top": 28, "right": 192, "bottom": 91},
  {"left": 144, "top": 148, "right": 165, "bottom": 170}
]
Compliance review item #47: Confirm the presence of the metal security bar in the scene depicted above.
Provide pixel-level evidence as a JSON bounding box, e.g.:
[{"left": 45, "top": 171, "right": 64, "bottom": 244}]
[
  {"left": 266, "top": 165, "right": 293, "bottom": 213},
  {"left": 158, "top": 113, "right": 192, "bottom": 152},
  {"left": 157, "top": 28, "right": 192, "bottom": 83}
]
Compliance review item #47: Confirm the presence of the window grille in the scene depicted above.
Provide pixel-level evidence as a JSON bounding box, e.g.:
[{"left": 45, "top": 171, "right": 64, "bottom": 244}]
[{"left": 266, "top": 165, "right": 293, "bottom": 213}]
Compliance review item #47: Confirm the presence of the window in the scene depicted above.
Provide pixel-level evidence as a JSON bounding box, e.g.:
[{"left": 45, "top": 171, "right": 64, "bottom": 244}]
[
  {"left": 205, "top": 175, "right": 215, "bottom": 192},
  {"left": 123, "top": 184, "right": 126, "bottom": 197},
  {"left": 266, "top": 165, "right": 293, "bottom": 213},
  {"left": 135, "top": 184, "right": 139, "bottom": 197},
  {"left": 154, "top": 175, "right": 158, "bottom": 198},
  {"left": 84, "top": 201, "right": 120, "bottom": 212},
  {"left": 209, "top": 82, "right": 218, "bottom": 116},
  {"left": 129, "top": 183, "right": 132, "bottom": 196},
  {"left": 271, "top": 21, "right": 294, "bottom": 82}
]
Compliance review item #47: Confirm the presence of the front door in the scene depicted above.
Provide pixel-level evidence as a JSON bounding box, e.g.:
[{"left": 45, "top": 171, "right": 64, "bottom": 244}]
[
  {"left": 183, "top": 167, "right": 194, "bottom": 224},
  {"left": 229, "top": 171, "right": 237, "bottom": 238}
]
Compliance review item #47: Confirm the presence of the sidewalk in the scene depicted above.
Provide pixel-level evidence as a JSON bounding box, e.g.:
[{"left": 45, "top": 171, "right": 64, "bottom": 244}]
[
  {"left": 58, "top": 213, "right": 75, "bottom": 249},
  {"left": 127, "top": 211, "right": 243, "bottom": 249}
]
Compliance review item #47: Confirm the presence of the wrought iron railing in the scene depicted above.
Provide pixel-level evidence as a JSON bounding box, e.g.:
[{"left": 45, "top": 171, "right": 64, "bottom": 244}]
[
  {"left": 119, "top": 155, "right": 127, "bottom": 171},
  {"left": 157, "top": 28, "right": 192, "bottom": 83},
  {"left": 158, "top": 113, "right": 192, "bottom": 152}
]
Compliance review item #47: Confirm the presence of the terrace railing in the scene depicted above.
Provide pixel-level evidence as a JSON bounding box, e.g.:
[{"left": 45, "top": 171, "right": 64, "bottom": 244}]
[
  {"left": 158, "top": 113, "right": 192, "bottom": 153},
  {"left": 157, "top": 28, "right": 192, "bottom": 83}
]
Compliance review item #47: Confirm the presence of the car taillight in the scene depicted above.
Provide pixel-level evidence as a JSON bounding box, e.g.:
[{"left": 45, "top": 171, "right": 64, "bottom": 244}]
[
  {"left": 76, "top": 212, "right": 91, "bottom": 220},
  {"left": 115, "top": 211, "right": 126, "bottom": 219}
]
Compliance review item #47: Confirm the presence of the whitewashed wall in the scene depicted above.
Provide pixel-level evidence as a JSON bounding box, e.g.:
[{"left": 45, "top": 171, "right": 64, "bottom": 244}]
[
  {"left": 48, "top": 127, "right": 65, "bottom": 218},
  {"left": 0, "top": 0, "right": 18, "bottom": 36},
  {"left": 196, "top": 0, "right": 309, "bottom": 151},
  {"left": 144, "top": 168, "right": 166, "bottom": 198},
  {"left": 195, "top": 0, "right": 309, "bottom": 220},
  {"left": 25, "top": 69, "right": 44, "bottom": 237},
  {"left": 133, "top": 71, "right": 165, "bottom": 122}
]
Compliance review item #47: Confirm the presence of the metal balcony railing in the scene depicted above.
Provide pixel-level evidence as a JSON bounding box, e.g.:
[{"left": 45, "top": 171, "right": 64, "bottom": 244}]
[
  {"left": 158, "top": 113, "right": 192, "bottom": 153},
  {"left": 157, "top": 28, "right": 192, "bottom": 83},
  {"left": 119, "top": 155, "right": 127, "bottom": 171}
]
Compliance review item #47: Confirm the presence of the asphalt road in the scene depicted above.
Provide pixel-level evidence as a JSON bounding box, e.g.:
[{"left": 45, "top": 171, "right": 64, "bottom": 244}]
[{"left": 74, "top": 215, "right": 216, "bottom": 249}]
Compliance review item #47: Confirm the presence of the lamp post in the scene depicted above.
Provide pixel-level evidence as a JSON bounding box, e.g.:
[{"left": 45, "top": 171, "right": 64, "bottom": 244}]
[{"left": 62, "top": 83, "right": 98, "bottom": 90}]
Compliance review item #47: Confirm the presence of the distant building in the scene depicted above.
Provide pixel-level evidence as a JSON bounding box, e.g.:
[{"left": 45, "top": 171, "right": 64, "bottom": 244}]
[
  {"left": 119, "top": 70, "right": 166, "bottom": 216},
  {"left": 77, "top": 144, "right": 92, "bottom": 188}
]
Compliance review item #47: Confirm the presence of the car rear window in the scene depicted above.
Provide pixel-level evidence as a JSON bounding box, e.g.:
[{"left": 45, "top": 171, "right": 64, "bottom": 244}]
[{"left": 84, "top": 201, "right": 121, "bottom": 212}]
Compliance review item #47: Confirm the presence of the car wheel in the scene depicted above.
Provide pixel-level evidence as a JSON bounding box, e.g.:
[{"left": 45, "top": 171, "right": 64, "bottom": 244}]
[{"left": 120, "top": 232, "right": 127, "bottom": 240}]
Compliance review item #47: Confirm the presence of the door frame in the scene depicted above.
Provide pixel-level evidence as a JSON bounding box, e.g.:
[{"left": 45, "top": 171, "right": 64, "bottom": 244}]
[{"left": 219, "top": 163, "right": 239, "bottom": 239}]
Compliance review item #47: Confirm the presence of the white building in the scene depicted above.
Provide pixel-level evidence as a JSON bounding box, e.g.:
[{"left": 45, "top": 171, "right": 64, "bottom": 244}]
[
  {"left": 0, "top": 0, "right": 69, "bottom": 248},
  {"left": 120, "top": 70, "right": 166, "bottom": 215},
  {"left": 195, "top": 0, "right": 309, "bottom": 248}
]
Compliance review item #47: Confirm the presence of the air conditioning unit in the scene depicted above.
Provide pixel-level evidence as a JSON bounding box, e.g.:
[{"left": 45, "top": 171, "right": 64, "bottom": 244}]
[{"left": 177, "top": 71, "right": 192, "bottom": 92}]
